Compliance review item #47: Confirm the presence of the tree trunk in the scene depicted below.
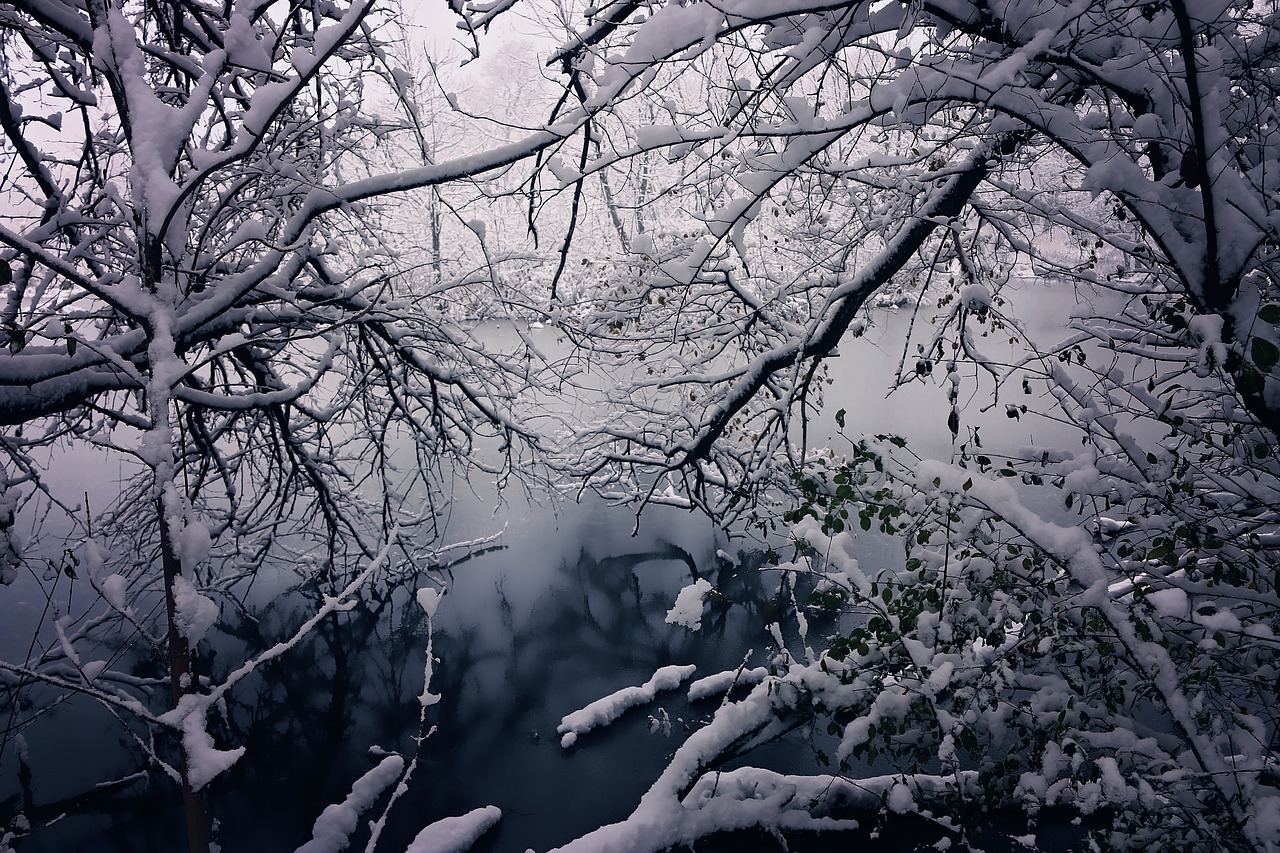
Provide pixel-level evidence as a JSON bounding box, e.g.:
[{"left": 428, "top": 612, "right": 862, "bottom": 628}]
[{"left": 159, "top": 500, "right": 212, "bottom": 853}]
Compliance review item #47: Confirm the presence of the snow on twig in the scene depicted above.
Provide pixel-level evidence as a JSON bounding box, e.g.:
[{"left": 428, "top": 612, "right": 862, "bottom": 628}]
[
  {"left": 294, "top": 755, "right": 405, "bottom": 853},
  {"left": 686, "top": 666, "right": 769, "bottom": 703},
  {"left": 403, "top": 806, "right": 502, "bottom": 853},
  {"left": 557, "top": 663, "right": 697, "bottom": 748}
]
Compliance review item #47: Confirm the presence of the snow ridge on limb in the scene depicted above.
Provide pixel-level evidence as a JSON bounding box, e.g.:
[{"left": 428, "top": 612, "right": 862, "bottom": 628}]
[
  {"left": 557, "top": 664, "right": 697, "bottom": 747},
  {"left": 548, "top": 668, "right": 976, "bottom": 852},
  {"left": 294, "top": 755, "right": 405, "bottom": 853},
  {"left": 549, "top": 677, "right": 792, "bottom": 852},
  {"left": 403, "top": 806, "right": 502, "bottom": 853},
  {"left": 686, "top": 666, "right": 769, "bottom": 702}
]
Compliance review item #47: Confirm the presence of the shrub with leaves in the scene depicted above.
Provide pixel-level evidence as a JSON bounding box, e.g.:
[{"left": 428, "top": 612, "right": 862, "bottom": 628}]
[{"left": 768, "top": 406, "right": 1280, "bottom": 851}]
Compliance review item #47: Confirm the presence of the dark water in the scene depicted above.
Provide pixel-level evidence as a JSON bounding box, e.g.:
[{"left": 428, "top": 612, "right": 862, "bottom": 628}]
[
  {"left": 0, "top": 505, "right": 1094, "bottom": 853},
  {"left": 1, "top": 290, "right": 1102, "bottom": 852},
  {"left": 2, "top": 502, "right": 838, "bottom": 852}
]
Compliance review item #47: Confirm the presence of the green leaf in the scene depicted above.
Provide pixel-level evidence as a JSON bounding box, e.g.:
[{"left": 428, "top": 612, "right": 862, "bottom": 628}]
[
  {"left": 1252, "top": 337, "right": 1279, "bottom": 373},
  {"left": 1239, "top": 364, "right": 1264, "bottom": 395},
  {"left": 1260, "top": 304, "right": 1280, "bottom": 324},
  {"left": 835, "top": 408, "right": 846, "bottom": 429}
]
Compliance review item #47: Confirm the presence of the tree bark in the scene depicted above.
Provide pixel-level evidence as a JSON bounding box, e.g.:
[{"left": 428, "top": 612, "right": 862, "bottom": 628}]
[{"left": 159, "top": 500, "right": 212, "bottom": 853}]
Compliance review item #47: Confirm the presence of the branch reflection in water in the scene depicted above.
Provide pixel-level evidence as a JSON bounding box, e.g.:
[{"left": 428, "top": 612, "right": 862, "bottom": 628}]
[{"left": 3, "top": 499, "right": 828, "bottom": 852}]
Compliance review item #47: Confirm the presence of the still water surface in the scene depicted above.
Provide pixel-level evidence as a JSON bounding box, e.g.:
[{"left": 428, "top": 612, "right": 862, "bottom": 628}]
[{"left": 1, "top": 284, "right": 1093, "bottom": 851}]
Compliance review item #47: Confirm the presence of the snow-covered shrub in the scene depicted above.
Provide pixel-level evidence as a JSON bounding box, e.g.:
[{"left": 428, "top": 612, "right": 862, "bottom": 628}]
[{"left": 758, "top": 402, "right": 1280, "bottom": 852}]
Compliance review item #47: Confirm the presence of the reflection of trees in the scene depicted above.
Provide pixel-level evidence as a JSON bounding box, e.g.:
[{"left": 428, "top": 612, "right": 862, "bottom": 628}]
[
  {"left": 2, "top": 535, "right": 794, "bottom": 852},
  {"left": 0, "top": 559, "right": 441, "bottom": 851},
  {"left": 428, "top": 541, "right": 778, "bottom": 760},
  {"left": 0, "top": 758, "right": 174, "bottom": 853},
  {"left": 205, "top": 564, "right": 457, "bottom": 852},
  {"left": 214, "top": 596, "right": 388, "bottom": 848}
]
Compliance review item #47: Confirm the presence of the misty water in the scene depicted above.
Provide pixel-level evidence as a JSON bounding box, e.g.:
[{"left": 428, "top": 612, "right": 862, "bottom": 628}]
[{"left": 1, "top": 283, "right": 1091, "bottom": 851}]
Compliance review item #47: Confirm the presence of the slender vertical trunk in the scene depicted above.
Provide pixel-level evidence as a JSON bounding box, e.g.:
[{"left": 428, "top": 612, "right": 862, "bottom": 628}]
[
  {"left": 430, "top": 195, "right": 442, "bottom": 286},
  {"left": 635, "top": 157, "right": 649, "bottom": 236},
  {"left": 160, "top": 507, "right": 212, "bottom": 853},
  {"left": 597, "top": 167, "right": 630, "bottom": 253},
  {"left": 147, "top": 316, "right": 212, "bottom": 853}
]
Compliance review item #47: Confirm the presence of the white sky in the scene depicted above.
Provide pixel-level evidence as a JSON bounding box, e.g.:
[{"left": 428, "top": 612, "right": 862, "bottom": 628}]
[{"left": 402, "top": 0, "right": 566, "bottom": 82}]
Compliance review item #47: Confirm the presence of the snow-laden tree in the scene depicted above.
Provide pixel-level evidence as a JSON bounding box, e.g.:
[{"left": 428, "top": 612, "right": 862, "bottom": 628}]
[
  {"left": 4, "top": 0, "right": 1280, "bottom": 850},
  {"left": 0, "top": 1, "right": 594, "bottom": 849},
  {"left": 519, "top": 1, "right": 1280, "bottom": 850}
]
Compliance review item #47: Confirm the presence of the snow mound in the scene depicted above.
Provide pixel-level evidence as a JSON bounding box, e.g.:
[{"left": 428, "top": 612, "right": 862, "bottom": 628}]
[
  {"left": 687, "top": 667, "right": 769, "bottom": 702},
  {"left": 558, "top": 664, "right": 697, "bottom": 747},
  {"left": 180, "top": 703, "right": 245, "bottom": 792},
  {"left": 959, "top": 283, "right": 991, "bottom": 312},
  {"left": 404, "top": 806, "right": 502, "bottom": 853},
  {"left": 665, "top": 579, "right": 713, "bottom": 630},
  {"left": 172, "top": 575, "right": 218, "bottom": 645},
  {"left": 295, "top": 755, "right": 405, "bottom": 853}
]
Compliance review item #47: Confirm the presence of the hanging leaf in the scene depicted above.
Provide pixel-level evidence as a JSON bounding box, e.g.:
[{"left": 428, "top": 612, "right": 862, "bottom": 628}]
[{"left": 1252, "top": 337, "right": 1279, "bottom": 374}]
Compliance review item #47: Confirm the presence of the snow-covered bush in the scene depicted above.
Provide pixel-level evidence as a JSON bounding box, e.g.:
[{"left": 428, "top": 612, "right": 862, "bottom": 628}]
[{"left": 776, "top": 417, "right": 1280, "bottom": 850}]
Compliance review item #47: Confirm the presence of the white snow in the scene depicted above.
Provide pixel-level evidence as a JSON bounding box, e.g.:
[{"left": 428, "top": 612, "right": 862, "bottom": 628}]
[
  {"left": 403, "top": 806, "right": 502, "bottom": 853},
  {"left": 665, "top": 579, "right": 713, "bottom": 630},
  {"left": 294, "top": 755, "right": 405, "bottom": 853},
  {"left": 1146, "top": 587, "right": 1188, "bottom": 618},
  {"left": 548, "top": 158, "right": 580, "bottom": 185},
  {"left": 687, "top": 667, "right": 769, "bottom": 702},
  {"left": 417, "top": 587, "right": 442, "bottom": 618},
  {"left": 886, "top": 781, "right": 917, "bottom": 814},
  {"left": 959, "top": 283, "right": 992, "bottom": 312},
  {"left": 178, "top": 697, "right": 245, "bottom": 792},
  {"left": 171, "top": 575, "right": 219, "bottom": 645},
  {"left": 631, "top": 233, "right": 656, "bottom": 256},
  {"left": 558, "top": 664, "right": 697, "bottom": 747},
  {"left": 54, "top": 616, "right": 80, "bottom": 668},
  {"left": 1189, "top": 314, "right": 1227, "bottom": 377},
  {"left": 179, "top": 521, "right": 212, "bottom": 572}
]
